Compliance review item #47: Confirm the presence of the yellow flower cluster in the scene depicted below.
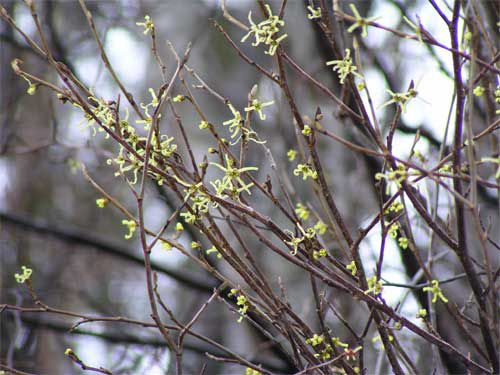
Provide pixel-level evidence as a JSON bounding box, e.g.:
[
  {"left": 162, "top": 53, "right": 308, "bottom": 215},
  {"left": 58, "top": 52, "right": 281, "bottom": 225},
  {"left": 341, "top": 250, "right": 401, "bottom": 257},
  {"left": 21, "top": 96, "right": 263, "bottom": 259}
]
[
  {"left": 228, "top": 289, "right": 250, "bottom": 323},
  {"left": 423, "top": 280, "right": 448, "bottom": 303},
  {"left": 365, "top": 275, "right": 384, "bottom": 295},
  {"left": 241, "top": 4, "right": 287, "bottom": 56},
  {"left": 14, "top": 265, "right": 33, "bottom": 283},
  {"left": 293, "top": 164, "right": 318, "bottom": 180},
  {"left": 326, "top": 49, "right": 362, "bottom": 85}
]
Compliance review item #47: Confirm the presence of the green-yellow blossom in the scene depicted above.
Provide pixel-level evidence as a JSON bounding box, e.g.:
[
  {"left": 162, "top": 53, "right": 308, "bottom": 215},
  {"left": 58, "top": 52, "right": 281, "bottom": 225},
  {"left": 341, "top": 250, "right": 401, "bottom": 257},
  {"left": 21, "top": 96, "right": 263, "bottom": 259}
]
[
  {"left": 301, "top": 125, "right": 312, "bottom": 136},
  {"left": 439, "top": 164, "right": 452, "bottom": 174},
  {"left": 14, "top": 265, "right": 33, "bottom": 283},
  {"left": 346, "top": 261, "right": 357, "bottom": 276},
  {"left": 181, "top": 211, "right": 197, "bottom": 224},
  {"left": 27, "top": 83, "right": 37, "bottom": 95},
  {"left": 332, "top": 336, "right": 349, "bottom": 348},
  {"left": 403, "top": 16, "right": 424, "bottom": 43},
  {"left": 326, "top": 49, "right": 361, "bottom": 85},
  {"left": 473, "top": 86, "right": 485, "bottom": 97},
  {"left": 375, "top": 164, "right": 410, "bottom": 193},
  {"left": 161, "top": 240, "right": 173, "bottom": 251},
  {"left": 245, "top": 368, "right": 262, "bottom": 375},
  {"left": 398, "top": 237, "right": 409, "bottom": 249},
  {"left": 295, "top": 203, "right": 310, "bottom": 220},
  {"left": 122, "top": 219, "right": 136, "bottom": 240},
  {"left": 416, "top": 308, "right": 427, "bottom": 319},
  {"left": 293, "top": 164, "right": 318, "bottom": 180},
  {"left": 387, "top": 222, "right": 400, "bottom": 239},
  {"left": 20, "top": 75, "right": 37, "bottom": 95},
  {"left": 206, "top": 246, "right": 222, "bottom": 259},
  {"left": 365, "top": 275, "right": 384, "bottom": 295},
  {"left": 313, "top": 248, "right": 327, "bottom": 260},
  {"left": 244, "top": 98, "right": 274, "bottom": 120},
  {"left": 229, "top": 289, "right": 250, "bottom": 323},
  {"left": 384, "top": 201, "right": 404, "bottom": 214},
  {"left": 384, "top": 202, "right": 404, "bottom": 215},
  {"left": 423, "top": 279, "right": 448, "bottom": 303},
  {"left": 223, "top": 102, "right": 263, "bottom": 144},
  {"left": 210, "top": 154, "right": 258, "bottom": 197},
  {"left": 241, "top": 4, "right": 287, "bottom": 56},
  {"left": 96, "top": 198, "right": 109, "bottom": 208},
  {"left": 314, "top": 220, "right": 327, "bottom": 235},
  {"left": 285, "top": 232, "right": 305, "bottom": 255},
  {"left": 379, "top": 87, "right": 418, "bottom": 113},
  {"left": 347, "top": 4, "right": 380, "bottom": 38},
  {"left": 306, "top": 333, "right": 324, "bottom": 346},
  {"left": 307, "top": 6, "right": 321, "bottom": 20},
  {"left": 136, "top": 15, "right": 154, "bottom": 35}
]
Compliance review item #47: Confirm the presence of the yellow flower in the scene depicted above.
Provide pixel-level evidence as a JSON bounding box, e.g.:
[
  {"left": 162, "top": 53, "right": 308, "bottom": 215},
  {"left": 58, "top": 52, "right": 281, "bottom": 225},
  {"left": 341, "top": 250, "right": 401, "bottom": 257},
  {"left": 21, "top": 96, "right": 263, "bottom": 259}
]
[
  {"left": 347, "top": 4, "right": 380, "bottom": 38},
  {"left": 244, "top": 98, "right": 274, "bottom": 120},
  {"left": 241, "top": 4, "right": 287, "bottom": 56},
  {"left": 346, "top": 261, "right": 357, "bottom": 276},
  {"left": 379, "top": 87, "right": 417, "bottom": 113},
  {"left": 301, "top": 125, "right": 312, "bottom": 136},
  {"left": 96, "top": 198, "right": 109, "bottom": 208},
  {"left": 326, "top": 49, "right": 362, "bottom": 85},
  {"left": 307, "top": 6, "right": 321, "bottom": 20},
  {"left": 210, "top": 154, "right": 258, "bottom": 196},
  {"left": 27, "top": 83, "right": 37, "bottom": 95},
  {"left": 285, "top": 232, "right": 304, "bottom": 255},
  {"left": 206, "top": 246, "right": 222, "bottom": 259},
  {"left": 332, "top": 336, "right": 348, "bottom": 348},
  {"left": 313, "top": 248, "right": 327, "bottom": 260},
  {"left": 473, "top": 86, "right": 485, "bottom": 97},
  {"left": 293, "top": 164, "right": 318, "bottom": 180},
  {"left": 423, "top": 280, "right": 448, "bottom": 303},
  {"left": 181, "top": 211, "right": 197, "bottom": 224},
  {"left": 122, "top": 219, "right": 136, "bottom": 240},
  {"left": 403, "top": 16, "right": 424, "bottom": 43},
  {"left": 14, "top": 265, "right": 33, "bottom": 283},
  {"left": 136, "top": 15, "right": 154, "bottom": 35},
  {"left": 21, "top": 75, "right": 37, "bottom": 95},
  {"left": 365, "top": 275, "right": 384, "bottom": 295},
  {"left": 161, "top": 240, "right": 173, "bottom": 251},
  {"left": 295, "top": 203, "right": 310, "bottom": 220},
  {"left": 387, "top": 222, "right": 400, "bottom": 238},
  {"left": 398, "top": 237, "right": 409, "bottom": 249},
  {"left": 245, "top": 368, "right": 262, "bottom": 375},
  {"left": 306, "top": 333, "right": 324, "bottom": 346},
  {"left": 416, "top": 309, "right": 427, "bottom": 319},
  {"left": 314, "top": 220, "right": 327, "bottom": 235},
  {"left": 173, "top": 95, "right": 185, "bottom": 103}
]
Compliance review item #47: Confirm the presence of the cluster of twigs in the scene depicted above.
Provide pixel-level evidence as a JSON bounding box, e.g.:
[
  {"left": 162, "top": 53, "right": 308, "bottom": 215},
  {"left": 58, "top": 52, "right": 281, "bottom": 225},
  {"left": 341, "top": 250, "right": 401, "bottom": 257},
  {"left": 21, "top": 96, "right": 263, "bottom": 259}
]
[{"left": 1, "top": 0, "right": 498, "bottom": 374}]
